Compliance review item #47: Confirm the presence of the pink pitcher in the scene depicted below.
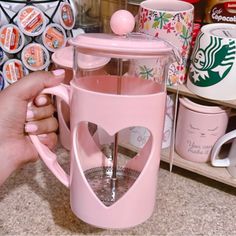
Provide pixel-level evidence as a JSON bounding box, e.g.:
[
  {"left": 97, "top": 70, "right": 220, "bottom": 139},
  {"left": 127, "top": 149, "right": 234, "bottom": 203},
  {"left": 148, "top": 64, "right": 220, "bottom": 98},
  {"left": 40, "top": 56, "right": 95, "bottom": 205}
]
[{"left": 29, "top": 12, "right": 179, "bottom": 229}]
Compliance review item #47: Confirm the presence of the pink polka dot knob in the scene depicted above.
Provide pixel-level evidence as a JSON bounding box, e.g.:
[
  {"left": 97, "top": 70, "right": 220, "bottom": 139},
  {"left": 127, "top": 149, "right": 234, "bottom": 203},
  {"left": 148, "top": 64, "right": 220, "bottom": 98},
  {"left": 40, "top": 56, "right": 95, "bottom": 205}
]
[{"left": 110, "top": 10, "right": 135, "bottom": 35}]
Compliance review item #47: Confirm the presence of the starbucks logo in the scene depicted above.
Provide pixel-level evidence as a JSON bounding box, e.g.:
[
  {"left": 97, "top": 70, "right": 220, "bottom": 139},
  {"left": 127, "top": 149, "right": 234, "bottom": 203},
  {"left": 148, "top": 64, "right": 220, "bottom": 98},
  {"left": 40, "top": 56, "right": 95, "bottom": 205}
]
[{"left": 189, "top": 33, "right": 236, "bottom": 87}]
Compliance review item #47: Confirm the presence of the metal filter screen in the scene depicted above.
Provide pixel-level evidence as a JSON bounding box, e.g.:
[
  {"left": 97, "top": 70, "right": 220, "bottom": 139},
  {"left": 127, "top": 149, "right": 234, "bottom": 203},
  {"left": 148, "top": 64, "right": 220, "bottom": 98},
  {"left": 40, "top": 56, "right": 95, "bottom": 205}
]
[{"left": 84, "top": 167, "right": 140, "bottom": 207}]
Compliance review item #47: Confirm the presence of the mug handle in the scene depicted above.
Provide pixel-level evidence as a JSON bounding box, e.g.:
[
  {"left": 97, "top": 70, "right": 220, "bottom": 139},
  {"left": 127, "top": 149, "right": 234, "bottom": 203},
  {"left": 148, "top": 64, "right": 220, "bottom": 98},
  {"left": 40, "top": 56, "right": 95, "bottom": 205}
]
[
  {"left": 29, "top": 84, "right": 70, "bottom": 188},
  {"left": 211, "top": 130, "right": 236, "bottom": 167}
]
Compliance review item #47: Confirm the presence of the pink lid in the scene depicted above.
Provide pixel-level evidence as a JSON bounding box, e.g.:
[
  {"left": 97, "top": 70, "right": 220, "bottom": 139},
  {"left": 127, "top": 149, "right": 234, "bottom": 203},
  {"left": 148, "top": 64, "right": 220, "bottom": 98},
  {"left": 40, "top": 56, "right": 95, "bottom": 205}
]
[
  {"left": 52, "top": 46, "right": 111, "bottom": 69},
  {"left": 179, "top": 97, "right": 229, "bottom": 114},
  {"left": 68, "top": 33, "right": 173, "bottom": 58}
]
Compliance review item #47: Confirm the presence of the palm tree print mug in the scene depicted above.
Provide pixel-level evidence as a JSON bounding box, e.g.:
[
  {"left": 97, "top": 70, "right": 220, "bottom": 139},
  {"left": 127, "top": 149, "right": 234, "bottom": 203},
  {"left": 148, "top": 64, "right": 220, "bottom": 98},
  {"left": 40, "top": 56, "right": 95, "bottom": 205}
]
[
  {"left": 187, "top": 23, "right": 236, "bottom": 101},
  {"left": 137, "top": 0, "right": 194, "bottom": 85}
]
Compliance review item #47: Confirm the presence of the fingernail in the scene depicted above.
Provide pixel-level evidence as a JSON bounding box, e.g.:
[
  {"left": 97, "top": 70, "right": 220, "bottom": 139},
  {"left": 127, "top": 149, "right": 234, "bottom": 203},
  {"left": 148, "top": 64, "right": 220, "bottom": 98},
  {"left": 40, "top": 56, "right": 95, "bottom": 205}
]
[
  {"left": 25, "top": 124, "right": 38, "bottom": 133},
  {"left": 38, "top": 134, "right": 48, "bottom": 139},
  {"left": 27, "top": 101, "right": 33, "bottom": 108},
  {"left": 52, "top": 69, "right": 65, "bottom": 76},
  {"left": 36, "top": 96, "right": 47, "bottom": 106},
  {"left": 26, "top": 110, "right": 34, "bottom": 119}
]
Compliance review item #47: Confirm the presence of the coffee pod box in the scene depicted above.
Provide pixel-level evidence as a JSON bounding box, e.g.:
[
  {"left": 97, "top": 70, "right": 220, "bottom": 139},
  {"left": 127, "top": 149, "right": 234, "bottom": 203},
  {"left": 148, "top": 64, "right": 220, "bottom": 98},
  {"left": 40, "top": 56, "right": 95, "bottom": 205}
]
[
  {"left": 187, "top": 23, "right": 236, "bottom": 101},
  {"left": 204, "top": 0, "right": 236, "bottom": 24}
]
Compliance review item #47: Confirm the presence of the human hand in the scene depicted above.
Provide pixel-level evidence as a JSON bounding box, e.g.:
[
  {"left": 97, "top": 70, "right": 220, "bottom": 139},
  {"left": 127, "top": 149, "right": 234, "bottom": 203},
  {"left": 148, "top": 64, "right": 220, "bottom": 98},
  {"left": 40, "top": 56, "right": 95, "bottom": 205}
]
[
  {"left": 0, "top": 70, "right": 65, "bottom": 185},
  {"left": 26, "top": 93, "right": 57, "bottom": 150}
]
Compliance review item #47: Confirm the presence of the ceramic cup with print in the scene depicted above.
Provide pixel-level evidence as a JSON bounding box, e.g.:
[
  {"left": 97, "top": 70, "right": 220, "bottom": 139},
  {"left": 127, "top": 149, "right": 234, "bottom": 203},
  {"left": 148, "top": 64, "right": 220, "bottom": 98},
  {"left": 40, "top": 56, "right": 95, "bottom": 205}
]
[
  {"left": 162, "top": 93, "right": 175, "bottom": 149},
  {"left": 175, "top": 97, "right": 230, "bottom": 163},
  {"left": 137, "top": 0, "right": 194, "bottom": 85},
  {"left": 128, "top": 55, "right": 172, "bottom": 82},
  {"left": 211, "top": 129, "right": 236, "bottom": 178},
  {"left": 187, "top": 23, "right": 236, "bottom": 101}
]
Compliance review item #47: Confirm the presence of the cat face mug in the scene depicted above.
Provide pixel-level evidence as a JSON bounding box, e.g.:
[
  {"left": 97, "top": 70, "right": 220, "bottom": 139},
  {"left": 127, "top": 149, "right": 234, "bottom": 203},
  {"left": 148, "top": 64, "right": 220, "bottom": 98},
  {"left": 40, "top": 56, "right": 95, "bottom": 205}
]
[{"left": 175, "top": 97, "right": 231, "bottom": 163}]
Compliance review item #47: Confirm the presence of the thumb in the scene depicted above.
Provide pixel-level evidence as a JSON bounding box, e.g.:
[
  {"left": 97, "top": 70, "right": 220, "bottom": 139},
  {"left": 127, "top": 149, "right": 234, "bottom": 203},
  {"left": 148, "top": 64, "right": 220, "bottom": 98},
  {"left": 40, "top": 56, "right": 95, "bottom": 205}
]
[{"left": 7, "top": 69, "right": 65, "bottom": 101}]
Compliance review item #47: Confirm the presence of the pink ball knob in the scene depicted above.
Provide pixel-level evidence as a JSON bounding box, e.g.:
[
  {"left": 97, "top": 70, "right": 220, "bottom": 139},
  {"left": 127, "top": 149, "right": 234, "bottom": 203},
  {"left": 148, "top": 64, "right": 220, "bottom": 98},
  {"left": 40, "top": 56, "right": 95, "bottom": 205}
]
[{"left": 110, "top": 10, "right": 135, "bottom": 36}]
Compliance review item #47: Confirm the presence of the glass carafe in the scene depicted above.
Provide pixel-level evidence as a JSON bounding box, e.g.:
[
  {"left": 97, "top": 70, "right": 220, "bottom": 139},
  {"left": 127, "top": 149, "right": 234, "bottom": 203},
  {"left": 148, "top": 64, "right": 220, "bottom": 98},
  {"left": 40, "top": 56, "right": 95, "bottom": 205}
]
[{"left": 30, "top": 26, "right": 180, "bottom": 229}]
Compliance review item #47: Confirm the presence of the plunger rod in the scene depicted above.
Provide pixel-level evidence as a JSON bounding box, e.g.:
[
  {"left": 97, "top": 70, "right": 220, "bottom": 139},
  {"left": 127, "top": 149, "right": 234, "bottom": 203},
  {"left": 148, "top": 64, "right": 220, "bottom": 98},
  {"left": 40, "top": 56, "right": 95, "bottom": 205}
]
[
  {"left": 111, "top": 59, "right": 123, "bottom": 194},
  {"left": 111, "top": 133, "right": 119, "bottom": 191}
]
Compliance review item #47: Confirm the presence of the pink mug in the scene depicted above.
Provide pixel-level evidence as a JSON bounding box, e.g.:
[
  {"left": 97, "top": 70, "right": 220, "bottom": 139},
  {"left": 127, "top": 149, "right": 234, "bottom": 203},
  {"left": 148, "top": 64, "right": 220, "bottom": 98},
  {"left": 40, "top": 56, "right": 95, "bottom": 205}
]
[{"left": 175, "top": 97, "right": 231, "bottom": 163}]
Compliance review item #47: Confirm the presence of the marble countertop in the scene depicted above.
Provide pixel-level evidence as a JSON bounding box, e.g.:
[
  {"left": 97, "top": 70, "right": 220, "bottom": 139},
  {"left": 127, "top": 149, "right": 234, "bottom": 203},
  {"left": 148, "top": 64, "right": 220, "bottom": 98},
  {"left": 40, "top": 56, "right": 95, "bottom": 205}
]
[{"left": 1, "top": 146, "right": 236, "bottom": 236}]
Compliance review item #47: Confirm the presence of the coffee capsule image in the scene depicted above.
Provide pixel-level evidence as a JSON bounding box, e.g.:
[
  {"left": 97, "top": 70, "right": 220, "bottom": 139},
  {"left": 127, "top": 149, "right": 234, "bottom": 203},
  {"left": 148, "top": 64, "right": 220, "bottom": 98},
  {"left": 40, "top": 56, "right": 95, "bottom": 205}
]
[
  {"left": 42, "top": 23, "right": 67, "bottom": 52},
  {"left": 21, "top": 43, "right": 50, "bottom": 71},
  {"left": 0, "top": 24, "right": 25, "bottom": 54}
]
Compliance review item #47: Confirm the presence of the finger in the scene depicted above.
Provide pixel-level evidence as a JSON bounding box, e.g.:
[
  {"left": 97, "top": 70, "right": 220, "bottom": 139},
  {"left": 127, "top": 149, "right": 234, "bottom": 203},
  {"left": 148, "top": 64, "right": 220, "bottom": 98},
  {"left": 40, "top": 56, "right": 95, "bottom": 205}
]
[
  {"left": 6, "top": 70, "right": 65, "bottom": 101},
  {"left": 38, "top": 133, "right": 58, "bottom": 150},
  {"left": 25, "top": 117, "right": 58, "bottom": 135},
  {"left": 26, "top": 104, "right": 55, "bottom": 122},
  {"left": 34, "top": 94, "right": 53, "bottom": 107}
]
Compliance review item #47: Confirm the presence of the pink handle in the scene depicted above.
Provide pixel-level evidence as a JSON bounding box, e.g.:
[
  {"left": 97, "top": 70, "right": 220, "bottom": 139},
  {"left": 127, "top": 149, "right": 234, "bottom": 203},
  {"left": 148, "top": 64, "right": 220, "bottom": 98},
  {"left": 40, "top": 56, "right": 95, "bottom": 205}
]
[
  {"left": 29, "top": 84, "right": 70, "bottom": 188},
  {"left": 56, "top": 97, "right": 71, "bottom": 150}
]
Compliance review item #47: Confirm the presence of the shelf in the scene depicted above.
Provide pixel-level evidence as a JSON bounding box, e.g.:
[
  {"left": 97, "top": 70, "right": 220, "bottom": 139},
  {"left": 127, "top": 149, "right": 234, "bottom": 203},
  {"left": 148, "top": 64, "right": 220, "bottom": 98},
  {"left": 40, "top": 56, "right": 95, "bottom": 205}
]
[
  {"left": 120, "top": 142, "right": 236, "bottom": 188},
  {"left": 167, "top": 84, "right": 236, "bottom": 109},
  {"left": 161, "top": 148, "right": 236, "bottom": 188},
  {"left": 120, "top": 84, "right": 236, "bottom": 188}
]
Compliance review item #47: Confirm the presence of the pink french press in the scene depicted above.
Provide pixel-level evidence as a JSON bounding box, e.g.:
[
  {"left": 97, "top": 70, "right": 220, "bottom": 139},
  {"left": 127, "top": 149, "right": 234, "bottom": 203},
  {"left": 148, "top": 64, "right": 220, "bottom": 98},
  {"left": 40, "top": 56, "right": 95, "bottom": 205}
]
[{"left": 29, "top": 10, "right": 179, "bottom": 229}]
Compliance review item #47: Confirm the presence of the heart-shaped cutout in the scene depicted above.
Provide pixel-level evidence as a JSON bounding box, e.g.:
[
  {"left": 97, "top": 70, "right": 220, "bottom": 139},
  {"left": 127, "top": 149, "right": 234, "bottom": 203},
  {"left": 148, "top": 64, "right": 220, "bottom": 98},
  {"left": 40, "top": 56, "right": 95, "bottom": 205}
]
[{"left": 74, "top": 122, "right": 152, "bottom": 207}]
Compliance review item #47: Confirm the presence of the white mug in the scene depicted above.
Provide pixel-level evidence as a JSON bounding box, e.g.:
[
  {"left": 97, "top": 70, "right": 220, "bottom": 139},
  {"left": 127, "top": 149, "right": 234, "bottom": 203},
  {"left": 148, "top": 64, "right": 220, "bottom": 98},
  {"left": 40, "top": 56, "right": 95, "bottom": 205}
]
[
  {"left": 187, "top": 23, "right": 236, "bottom": 100},
  {"left": 211, "top": 129, "right": 236, "bottom": 178}
]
